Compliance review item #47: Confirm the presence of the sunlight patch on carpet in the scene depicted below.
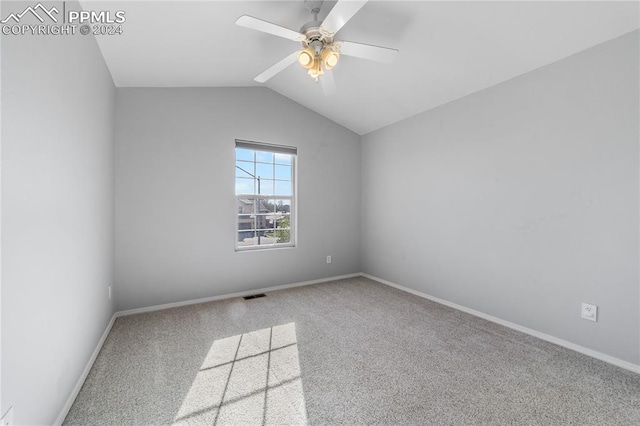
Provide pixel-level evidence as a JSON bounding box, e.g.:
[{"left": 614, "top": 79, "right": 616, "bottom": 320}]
[{"left": 173, "top": 323, "right": 308, "bottom": 425}]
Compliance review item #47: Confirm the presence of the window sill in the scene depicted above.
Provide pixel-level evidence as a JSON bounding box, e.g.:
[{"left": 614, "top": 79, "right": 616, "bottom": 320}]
[{"left": 235, "top": 244, "right": 296, "bottom": 253}]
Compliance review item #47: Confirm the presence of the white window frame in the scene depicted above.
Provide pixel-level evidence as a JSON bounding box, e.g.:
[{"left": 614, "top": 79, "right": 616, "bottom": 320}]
[{"left": 235, "top": 139, "right": 296, "bottom": 251}]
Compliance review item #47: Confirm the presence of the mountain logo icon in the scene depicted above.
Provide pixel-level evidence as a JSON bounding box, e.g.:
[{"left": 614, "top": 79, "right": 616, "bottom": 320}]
[{"left": 1, "top": 3, "right": 59, "bottom": 24}]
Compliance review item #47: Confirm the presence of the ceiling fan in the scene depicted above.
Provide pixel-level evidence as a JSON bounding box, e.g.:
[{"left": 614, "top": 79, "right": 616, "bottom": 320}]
[{"left": 236, "top": 0, "right": 399, "bottom": 95}]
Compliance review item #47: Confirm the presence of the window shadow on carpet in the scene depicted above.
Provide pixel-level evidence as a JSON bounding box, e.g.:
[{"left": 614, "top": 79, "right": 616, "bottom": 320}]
[{"left": 172, "top": 322, "right": 308, "bottom": 425}]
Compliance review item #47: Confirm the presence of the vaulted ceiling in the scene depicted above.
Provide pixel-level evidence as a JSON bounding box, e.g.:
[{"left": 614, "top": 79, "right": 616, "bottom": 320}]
[{"left": 85, "top": 1, "right": 639, "bottom": 135}]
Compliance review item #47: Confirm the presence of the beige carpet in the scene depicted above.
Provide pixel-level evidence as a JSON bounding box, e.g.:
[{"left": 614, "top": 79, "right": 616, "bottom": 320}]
[{"left": 64, "top": 277, "right": 640, "bottom": 425}]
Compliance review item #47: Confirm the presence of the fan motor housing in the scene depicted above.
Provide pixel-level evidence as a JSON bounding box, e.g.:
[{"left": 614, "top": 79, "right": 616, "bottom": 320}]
[{"left": 300, "top": 22, "right": 333, "bottom": 50}]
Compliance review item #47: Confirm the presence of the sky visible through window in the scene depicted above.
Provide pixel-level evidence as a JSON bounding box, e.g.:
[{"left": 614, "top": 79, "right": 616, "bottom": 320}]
[{"left": 235, "top": 148, "right": 292, "bottom": 196}]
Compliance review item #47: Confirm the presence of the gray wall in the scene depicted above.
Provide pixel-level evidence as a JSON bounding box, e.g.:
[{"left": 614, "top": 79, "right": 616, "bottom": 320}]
[
  {"left": 1, "top": 9, "right": 116, "bottom": 426},
  {"left": 361, "top": 31, "right": 639, "bottom": 364},
  {"left": 114, "top": 88, "right": 361, "bottom": 311}
]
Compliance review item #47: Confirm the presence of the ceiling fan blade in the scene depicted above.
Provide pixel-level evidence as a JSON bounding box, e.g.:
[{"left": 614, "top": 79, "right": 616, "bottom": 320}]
[
  {"left": 236, "top": 15, "right": 305, "bottom": 42},
  {"left": 254, "top": 52, "right": 298, "bottom": 83},
  {"left": 321, "top": 70, "right": 336, "bottom": 96},
  {"left": 320, "top": 0, "right": 368, "bottom": 35},
  {"left": 338, "top": 41, "right": 399, "bottom": 64}
]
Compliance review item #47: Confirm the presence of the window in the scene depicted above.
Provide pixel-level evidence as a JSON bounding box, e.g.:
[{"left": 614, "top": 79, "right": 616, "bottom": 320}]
[{"left": 235, "top": 140, "right": 296, "bottom": 250}]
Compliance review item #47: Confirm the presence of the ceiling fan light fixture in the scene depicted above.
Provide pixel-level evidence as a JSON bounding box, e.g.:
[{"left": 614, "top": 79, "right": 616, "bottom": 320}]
[
  {"left": 237, "top": 0, "right": 399, "bottom": 90},
  {"left": 321, "top": 47, "right": 339, "bottom": 70},
  {"left": 307, "top": 58, "right": 324, "bottom": 81},
  {"left": 297, "top": 47, "right": 315, "bottom": 69}
]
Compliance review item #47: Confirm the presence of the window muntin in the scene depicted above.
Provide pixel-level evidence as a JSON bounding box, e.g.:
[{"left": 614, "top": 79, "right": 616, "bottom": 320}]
[{"left": 235, "top": 141, "right": 295, "bottom": 250}]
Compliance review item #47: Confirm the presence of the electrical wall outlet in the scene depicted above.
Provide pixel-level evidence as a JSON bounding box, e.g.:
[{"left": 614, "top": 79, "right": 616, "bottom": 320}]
[
  {"left": 1, "top": 406, "right": 14, "bottom": 426},
  {"left": 326, "top": 255, "right": 332, "bottom": 264},
  {"left": 581, "top": 303, "right": 597, "bottom": 322}
]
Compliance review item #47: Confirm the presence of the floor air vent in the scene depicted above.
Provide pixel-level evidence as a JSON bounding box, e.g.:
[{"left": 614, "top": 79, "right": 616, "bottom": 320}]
[{"left": 243, "top": 293, "right": 266, "bottom": 300}]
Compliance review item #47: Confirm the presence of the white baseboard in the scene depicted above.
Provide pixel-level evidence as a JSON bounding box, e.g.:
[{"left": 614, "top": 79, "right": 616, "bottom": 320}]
[
  {"left": 361, "top": 273, "right": 640, "bottom": 375},
  {"left": 54, "top": 312, "right": 117, "bottom": 426},
  {"left": 116, "top": 273, "right": 361, "bottom": 317}
]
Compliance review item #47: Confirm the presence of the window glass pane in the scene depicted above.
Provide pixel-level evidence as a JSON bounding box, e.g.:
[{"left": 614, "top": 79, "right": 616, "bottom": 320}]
[
  {"left": 235, "top": 177, "right": 255, "bottom": 194},
  {"left": 256, "top": 151, "right": 274, "bottom": 163},
  {"left": 259, "top": 233, "right": 278, "bottom": 245},
  {"left": 237, "top": 198, "right": 256, "bottom": 215},
  {"left": 275, "top": 181, "right": 292, "bottom": 196},
  {"left": 256, "top": 163, "right": 274, "bottom": 179},
  {"left": 264, "top": 212, "right": 278, "bottom": 229},
  {"left": 274, "top": 199, "right": 291, "bottom": 213},
  {"left": 265, "top": 216, "right": 288, "bottom": 242},
  {"left": 274, "top": 153, "right": 292, "bottom": 165},
  {"left": 236, "top": 148, "right": 254, "bottom": 162},
  {"left": 237, "top": 198, "right": 256, "bottom": 233},
  {"left": 260, "top": 179, "right": 275, "bottom": 196},
  {"left": 272, "top": 219, "right": 291, "bottom": 244},
  {"left": 237, "top": 231, "right": 257, "bottom": 247},
  {"left": 275, "top": 215, "right": 290, "bottom": 229},
  {"left": 236, "top": 161, "right": 255, "bottom": 178},
  {"left": 262, "top": 199, "right": 277, "bottom": 213},
  {"left": 255, "top": 214, "right": 270, "bottom": 230},
  {"left": 274, "top": 165, "right": 291, "bottom": 180},
  {"left": 277, "top": 233, "right": 291, "bottom": 244},
  {"left": 238, "top": 217, "right": 254, "bottom": 234}
]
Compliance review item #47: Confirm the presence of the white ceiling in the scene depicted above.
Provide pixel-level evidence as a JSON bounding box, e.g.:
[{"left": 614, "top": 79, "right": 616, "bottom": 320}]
[{"left": 85, "top": 1, "right": 639, "bottom": 135}]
